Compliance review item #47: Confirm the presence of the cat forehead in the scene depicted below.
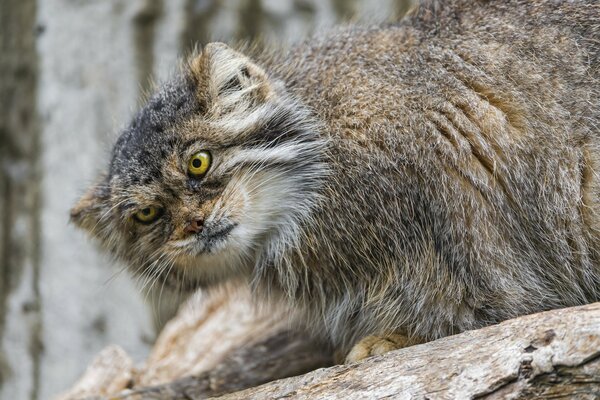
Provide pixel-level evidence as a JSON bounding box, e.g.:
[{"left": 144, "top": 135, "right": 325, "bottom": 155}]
[
  {"left": 109, "top": 77, "right": 204, "bottom": 183},
  {"left": 107, "top": 43, "right": 284, "bottom": 186}
]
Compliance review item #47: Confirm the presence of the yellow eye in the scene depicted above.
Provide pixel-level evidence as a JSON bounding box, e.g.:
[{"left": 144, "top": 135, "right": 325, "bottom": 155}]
[
  {"left": 188, "top": 151, "right": 212, "bottom": 177},
  {"left": 134, "top": 206, "right": 161, "bottom": 224}
]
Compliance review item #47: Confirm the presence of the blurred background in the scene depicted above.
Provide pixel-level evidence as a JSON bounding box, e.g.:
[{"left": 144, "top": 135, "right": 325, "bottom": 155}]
[{"left": 0, "top": 0, "right": 413, "bottom": 398}]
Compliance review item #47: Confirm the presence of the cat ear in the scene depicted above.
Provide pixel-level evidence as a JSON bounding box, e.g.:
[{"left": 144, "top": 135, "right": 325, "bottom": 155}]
[
  {"left": 189, "top": 43, "right": 277, "bottom": 115},
  {"left": 70, "top": 176, "right": 110, "bottom": 235}
]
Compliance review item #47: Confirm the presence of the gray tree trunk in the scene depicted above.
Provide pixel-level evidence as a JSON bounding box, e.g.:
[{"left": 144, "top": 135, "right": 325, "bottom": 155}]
[
  {"left": 0, "top": 1, "right": 412, "bottom": 399},
  {"left": 0, "top": 1, "right": 42, "bottom": 399}
]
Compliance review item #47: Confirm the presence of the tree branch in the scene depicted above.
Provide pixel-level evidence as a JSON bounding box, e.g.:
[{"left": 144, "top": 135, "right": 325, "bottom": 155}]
[
  {"left": 217, "top": 303, "right": 600, "bottom": 400},
  {"left": 60, "top": 299, "right": 600, "bottom": 399}
]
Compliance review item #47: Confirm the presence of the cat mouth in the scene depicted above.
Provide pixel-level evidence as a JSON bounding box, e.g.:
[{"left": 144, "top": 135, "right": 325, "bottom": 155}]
[
  {"left": 173, "top": 222, "right": 238, "bottom": 256},
  {"left": 203, "top": 223, "right": 237, "bottom": 242},
  {"left": 171, "top": 223, "right": 238, "bottom": 256}
]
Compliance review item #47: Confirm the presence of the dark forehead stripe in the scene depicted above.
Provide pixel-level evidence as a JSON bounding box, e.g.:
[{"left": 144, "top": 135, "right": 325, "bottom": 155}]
[{"left": 110, "top": 76, "right": 201, "bottom": 184}]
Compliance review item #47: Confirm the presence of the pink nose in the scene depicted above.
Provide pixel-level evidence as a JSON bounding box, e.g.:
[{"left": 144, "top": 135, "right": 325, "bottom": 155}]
[{"left": 184, "top": 218, "right": 204, "bottom": 235}]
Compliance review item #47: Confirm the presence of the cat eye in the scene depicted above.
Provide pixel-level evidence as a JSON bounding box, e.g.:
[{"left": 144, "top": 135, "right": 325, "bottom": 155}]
[
  {"left": 188, "top": 150, "right": 212, "bottom": 177},
  {"left": 133, "top": 206, "right": 161, "bottom": 224}
]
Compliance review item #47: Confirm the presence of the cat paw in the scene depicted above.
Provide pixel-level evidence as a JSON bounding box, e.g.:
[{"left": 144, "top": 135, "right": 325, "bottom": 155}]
[{"left": 345, "top": 333, "right": 418, "bottom": 363}]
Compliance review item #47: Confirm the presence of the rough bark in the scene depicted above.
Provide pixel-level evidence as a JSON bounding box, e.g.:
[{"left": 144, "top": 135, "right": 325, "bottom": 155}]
[
  {"left": 56, "top": 285, "right": 333, "bottom": 400},
  {"left": 60, "top": 301, "right": 600, "bottom": 400},
  {"left": 0, "top": 1, "right": 41, "bottom": 399},
  {"left": 219, "top": 303, "right": 600, "bottom": 400}
]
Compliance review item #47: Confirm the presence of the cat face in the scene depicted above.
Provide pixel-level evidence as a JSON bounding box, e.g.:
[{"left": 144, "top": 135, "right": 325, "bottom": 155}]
[{"left": 71, "top": 43, "right": 326, "bottom": 292}]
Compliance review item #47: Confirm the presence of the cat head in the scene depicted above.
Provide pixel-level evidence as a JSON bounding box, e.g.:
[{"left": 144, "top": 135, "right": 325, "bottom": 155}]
[{"left": 71, "top": 43, "right": 326, "bottom": 292}]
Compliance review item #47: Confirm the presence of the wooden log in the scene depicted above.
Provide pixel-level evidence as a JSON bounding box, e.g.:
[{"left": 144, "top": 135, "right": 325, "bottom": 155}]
[
  {"left": 55, "top": 346, "right": 134, "bottom": 400},
  {"left": 71, "top": 302, "right": 600, "bottom": 400},
  {"left": 56, "top": 285, "right": 333, "bottom": 400},
  {"left": 217, "top": 302, "right": 600, "bottom": 400}
]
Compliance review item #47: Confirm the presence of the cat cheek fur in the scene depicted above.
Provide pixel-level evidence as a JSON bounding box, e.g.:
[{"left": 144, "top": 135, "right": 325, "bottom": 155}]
[
  {"left": 70, "top": 178, "right": 111, "bottom": 235},
  {"left": 171, "top": 166, "right": 318, "bottom": 285}
]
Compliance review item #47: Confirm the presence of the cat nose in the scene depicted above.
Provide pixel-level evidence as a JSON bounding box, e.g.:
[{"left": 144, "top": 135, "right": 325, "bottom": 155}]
[{"left": 184, "top": 218, "right": 204, "bottom": 235}]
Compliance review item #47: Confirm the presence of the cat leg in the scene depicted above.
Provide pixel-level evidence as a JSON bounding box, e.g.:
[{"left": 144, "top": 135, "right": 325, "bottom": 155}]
[{"left": 345, "top": 333, "right": 422, "bottom": 363}]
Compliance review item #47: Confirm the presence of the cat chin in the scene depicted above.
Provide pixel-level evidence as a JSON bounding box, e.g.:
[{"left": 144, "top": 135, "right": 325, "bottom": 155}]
[
  {"left": 148, "top": 260, "right": 240, "bottom": 294},
  {"left": 169, "top": 245, "right": 252, "bottom": 285},
  {"left": 147, "top": 224, "right": 258, "bottom": 292}
]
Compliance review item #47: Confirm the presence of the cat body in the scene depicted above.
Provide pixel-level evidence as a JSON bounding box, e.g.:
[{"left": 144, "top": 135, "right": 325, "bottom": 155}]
[{"left": 73, "top": 0, "right": 600, "bottom": 360}]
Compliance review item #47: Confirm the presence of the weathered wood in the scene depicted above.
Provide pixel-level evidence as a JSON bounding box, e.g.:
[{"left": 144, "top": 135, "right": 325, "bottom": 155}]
[
  {"left": 75, "top": 303, "right": 600, "bottom": 399},
  {"left": 57, "top": 285, "right": 333, "bottom": 400},
  {"left": 60, "top": 329, "right": 331, "bottom": 400},
  {"left": 109, "top": 329, "right": 332, "bottom": 400},
  {"left": 55, "top": 346, "right": 135, "bottom": 400},
  {"left": 61, "top": 301, "right": 600, "bottom": 399},
  {"left": 217, "top": 303, "right": 600, "bottom": 400}
]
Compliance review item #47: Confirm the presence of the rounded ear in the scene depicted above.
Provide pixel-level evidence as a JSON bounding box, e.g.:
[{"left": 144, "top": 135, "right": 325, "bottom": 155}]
[
  {"left": 70, "top": 176, "right": 110, "bottom": 235},
  {"left": 188, "top": 42, "right": 277, "bottom": 114}
]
